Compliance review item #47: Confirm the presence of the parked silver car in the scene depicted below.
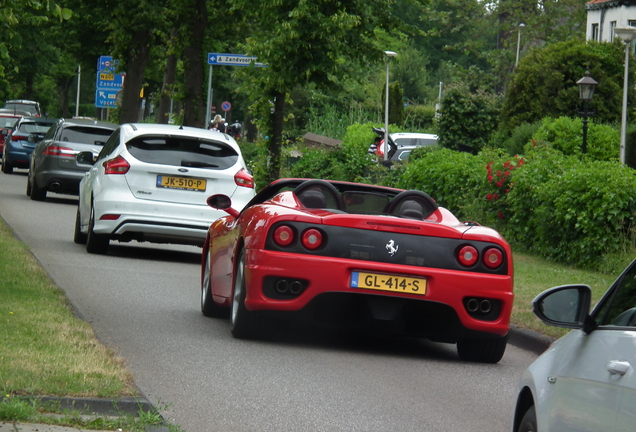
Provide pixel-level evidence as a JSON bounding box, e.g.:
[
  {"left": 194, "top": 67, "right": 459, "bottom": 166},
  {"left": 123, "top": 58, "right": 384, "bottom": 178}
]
[
  {"left": 512, "top": 258, "right": 636, "bottom": 432},
  {"left": 74, "top": 123, "right": 256, "bottom": 254},
  {"left": 27, "top": 118, "right": 117, "bottom": 201}
]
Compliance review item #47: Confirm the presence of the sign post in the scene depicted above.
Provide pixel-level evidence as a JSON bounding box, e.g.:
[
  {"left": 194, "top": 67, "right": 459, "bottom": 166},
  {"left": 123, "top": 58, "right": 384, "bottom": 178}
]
[{"left": 205, "top": 53, "right": 267, "bottom": 126}]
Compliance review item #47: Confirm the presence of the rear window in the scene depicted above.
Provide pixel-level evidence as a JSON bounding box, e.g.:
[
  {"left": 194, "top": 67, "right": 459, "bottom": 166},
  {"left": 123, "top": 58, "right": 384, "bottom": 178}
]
[
  {"left": 126, "top": 136, "right": 239, "bottom": 170},
  {"left": 4, "top": 103, "right": 39, "bottom": 115},
  {"left": 60, "top": 126, "right": 113, "bottom": 145},
  {"left": 0, "top": 118, "right": 17, "bottom": 128},
  {"left": 394, "top": 137, "right": 437, "bottom": 147},
  {"left": 18, "top": 122, "right": 53, "bottom": 134}
]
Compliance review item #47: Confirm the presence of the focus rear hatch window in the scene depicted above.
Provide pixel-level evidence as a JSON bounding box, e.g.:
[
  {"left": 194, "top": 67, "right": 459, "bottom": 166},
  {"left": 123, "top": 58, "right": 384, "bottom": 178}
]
[{"left": 126, "top": 136, "right": 239, "bottom": 170}]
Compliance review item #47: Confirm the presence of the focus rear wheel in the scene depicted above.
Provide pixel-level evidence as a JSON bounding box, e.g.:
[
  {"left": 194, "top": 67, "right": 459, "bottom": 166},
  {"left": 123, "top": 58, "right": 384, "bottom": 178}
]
[
  {"left": 85, "top": 205, "right": 109, "bottom": 254},
  {"left": 73, "top": 206, "right": 87, "bottom": 245}
]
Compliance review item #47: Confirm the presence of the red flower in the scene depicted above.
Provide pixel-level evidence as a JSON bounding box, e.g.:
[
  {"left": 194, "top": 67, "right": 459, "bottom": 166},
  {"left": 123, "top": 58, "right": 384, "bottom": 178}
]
[
  {"left": 504, "top": 170, "right": 511, "bottom": 177},
  {"left": 496, "top": 180, "right": 504, "bottom": 187},
  {"left": 498, "top": 211, "right": 504, "bottom": 219},
  {"left": 494, "top": 194, "right": 499, "bottom": 200},
  {"left": 488, "top": 175, "right": 493, "bottom": 183},
  {"left": 487, "top": 193, "right": 493, "bottom": 201}
]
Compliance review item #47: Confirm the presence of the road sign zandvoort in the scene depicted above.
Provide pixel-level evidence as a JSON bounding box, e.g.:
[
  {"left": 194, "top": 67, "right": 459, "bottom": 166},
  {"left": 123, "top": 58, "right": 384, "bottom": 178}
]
[{"left": 207, "top": 53, "right": 266, "bottom": 67}]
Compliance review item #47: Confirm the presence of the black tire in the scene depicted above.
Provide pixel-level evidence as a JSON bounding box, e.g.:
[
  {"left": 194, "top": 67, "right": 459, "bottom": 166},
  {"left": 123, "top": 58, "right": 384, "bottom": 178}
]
[
  {"left": 85, "top": 205, "right": 109, "bottom": 254},
  {"left": 73, "top": 206, "right": 87, "bottom": 245},
  {"left": 201, "top": 244, "right": 226, "bottom": 318},
  {"left": 230, "top": 250, "right": 257, "bottom": 338},
  {"left": 456, "top": 335, "right": 508, "bottom": 363},
  {"left": 2, "top": 159, "right": 13, "bottom": 174},
  {"left": 517, "top": 405, "right": 537, "bottom": 432},
  {"left": 26, "top": 176, "right": 31, "bottom": 196},
  {"left": 29, "top": 174, "right": 47, "bottom": 201}
]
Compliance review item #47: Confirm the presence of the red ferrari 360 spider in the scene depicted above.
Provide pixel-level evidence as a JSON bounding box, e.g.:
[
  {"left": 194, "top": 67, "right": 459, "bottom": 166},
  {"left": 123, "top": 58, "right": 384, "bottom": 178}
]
[{"left": 201, "top": 178, "right": 514, "bottom": 363}]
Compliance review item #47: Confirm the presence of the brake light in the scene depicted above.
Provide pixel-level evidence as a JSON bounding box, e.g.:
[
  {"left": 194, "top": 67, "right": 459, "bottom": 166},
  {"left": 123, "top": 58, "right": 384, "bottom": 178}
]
[
  {"left": 43, "top": 146, "right": 75, "bottom": 157},
  {"left": 11, "top": 134, "right": 28, "bottom": 142},
  {"left": 234, "top": 168, "right": 254, "bottom": 188},
  {"left": 458, "top": 245, "right": 478, "bottom": 267},
  {"left": 103, "top": 156, "right": 130, "bottom": 174},
  {"left": 483, "top": 248, "right": 503, "bottom": 269},
  {"left": 301, "top": 228, "right": 323, "bottom": 250},
  {"left": 273, "top": 225, "right": 294, "bottom": 247}
]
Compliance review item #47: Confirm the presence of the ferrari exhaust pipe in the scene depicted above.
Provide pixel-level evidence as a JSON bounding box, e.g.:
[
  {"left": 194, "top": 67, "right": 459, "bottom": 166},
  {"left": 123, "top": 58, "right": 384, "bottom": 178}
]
[
  {"left": 466, "top": 298, "right": 479, "bottom": 313},
  {"left": 275, "top": 280, "right": 289, "bottom": 294},
  {"left": 289, "top": 281, "right": 303, "bottom": 295},
  {"left": 480, "top": 300, "right": 492, "bottom": 314}
]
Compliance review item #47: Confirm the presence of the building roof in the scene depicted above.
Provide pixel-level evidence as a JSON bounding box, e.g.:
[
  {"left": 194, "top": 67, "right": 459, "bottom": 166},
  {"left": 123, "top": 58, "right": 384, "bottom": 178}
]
[{"left": 586, "top": 0, "right": 636, "bottom": 10}]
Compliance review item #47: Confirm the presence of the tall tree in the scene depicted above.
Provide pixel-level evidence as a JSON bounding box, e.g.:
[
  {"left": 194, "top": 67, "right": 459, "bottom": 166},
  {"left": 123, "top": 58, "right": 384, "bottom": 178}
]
[{"left": 233, "top": 0, "right": 406, "bottom": 183}]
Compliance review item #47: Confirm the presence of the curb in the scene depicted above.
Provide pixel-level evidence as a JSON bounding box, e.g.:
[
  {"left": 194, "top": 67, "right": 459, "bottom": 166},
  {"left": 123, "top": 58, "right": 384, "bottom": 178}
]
[
  {"left": 16, "top": 396, "right": 154, "bottom": 417},
  {"left": 508, "top": 324, "right": 555, "bottom": 355}
]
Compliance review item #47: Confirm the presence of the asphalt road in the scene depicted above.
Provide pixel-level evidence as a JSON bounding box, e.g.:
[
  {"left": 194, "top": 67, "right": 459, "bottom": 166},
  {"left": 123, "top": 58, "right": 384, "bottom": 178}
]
[{"left": 0, "top": 168, "right": 539, "bottom": 432}]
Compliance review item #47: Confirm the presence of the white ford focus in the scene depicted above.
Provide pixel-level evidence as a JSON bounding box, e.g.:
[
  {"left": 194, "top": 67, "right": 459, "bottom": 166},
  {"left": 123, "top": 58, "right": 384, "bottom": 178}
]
[
  {"left": 512, "top": 258, "right": 636, "bottom": 432},
  {"left": 74, "top": 123, "right": 255, "bottom": 254}
]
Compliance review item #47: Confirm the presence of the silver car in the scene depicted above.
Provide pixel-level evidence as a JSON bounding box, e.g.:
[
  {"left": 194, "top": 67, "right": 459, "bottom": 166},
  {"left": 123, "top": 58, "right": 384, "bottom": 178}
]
[
  {"left": 512, "top": 259, "right": 636, "bottom": 432},
  {"left": 74, "top": 123, "right": 256, "bottom": 254},
  {"left": 27, "top": 118, "right": 117, "bottom": 200}
]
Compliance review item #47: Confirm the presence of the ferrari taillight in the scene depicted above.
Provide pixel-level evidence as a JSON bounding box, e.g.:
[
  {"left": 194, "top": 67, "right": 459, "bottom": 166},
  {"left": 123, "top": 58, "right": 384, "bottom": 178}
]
[
  {"left": 43, "top": 146, "right": 75, "bottom": 157},
  {"left": 234, "top": 168, "right": 254, "bottom": 188},
  {"left": 483, "top": 247, "right": 503, "bottom": 269},
  {"left": 274, "top": 225, "right": 294, "bottom": 247},
  {"left": 301, "top": 229, "right": 323, "bottom": 250},
  {"left": 458, "top": 245, "right": 478, "bottom": 267},
  {"left": 103, "top": 156, "right": 130, "bottom": 174},
  {"left": 377, "top": 139, "right": 385, "bottom": 158}
]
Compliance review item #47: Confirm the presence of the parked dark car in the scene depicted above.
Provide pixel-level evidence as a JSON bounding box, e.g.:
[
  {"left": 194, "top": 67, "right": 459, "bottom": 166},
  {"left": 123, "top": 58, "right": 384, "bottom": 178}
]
[
  {"left": 0, "top": 111, "right": 25, "bottom": 158},
  {"left": 27, "top": 118, "right": 117, "bottom": 201},
  {"left": 2, "top": 117, "right": 58, "bottom": 174}
]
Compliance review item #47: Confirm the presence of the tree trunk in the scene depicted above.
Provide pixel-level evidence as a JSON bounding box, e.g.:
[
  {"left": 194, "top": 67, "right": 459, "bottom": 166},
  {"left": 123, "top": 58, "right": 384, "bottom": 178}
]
[
  {"left": 119, "top": 29, "right": 152, "bottom": 124},
  {"left": 58, "top": 77, "right": 73, "bottom": 118},
  {"left": 267, "top": 91, "right": 286, "bottom": 183},
  {"left": 181, "top": 0, "right": 207, "bottom": 128},
  {"left": 157, "top": 28, "right": 178, "bottom": 124}
]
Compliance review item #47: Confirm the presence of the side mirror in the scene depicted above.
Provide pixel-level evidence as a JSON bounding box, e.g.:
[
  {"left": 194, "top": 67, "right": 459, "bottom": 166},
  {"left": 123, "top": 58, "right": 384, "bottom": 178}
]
[
  {"left": 76, "top": 151, "right": 96, "bottom": 166},
  {"left": 532, "top": 284, "right": 592, "bottom": 330},
  {"left": 206, "top": 194, "right": 239, "bottom": 217}
]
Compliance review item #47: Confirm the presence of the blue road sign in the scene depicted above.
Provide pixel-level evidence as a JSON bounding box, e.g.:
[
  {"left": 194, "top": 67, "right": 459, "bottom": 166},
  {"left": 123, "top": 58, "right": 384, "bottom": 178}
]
[
  {"left": 221, "top": 101, "right": 232, "bottom": 112},
  {"left": 95, "top": 89, "right": 120, "bottom": 108},
  {"left": 207, "top": 53, "right": 266, "bottom": 67},
  {"left": 96, "top": 56, "right": 124, "bottom": 90}
]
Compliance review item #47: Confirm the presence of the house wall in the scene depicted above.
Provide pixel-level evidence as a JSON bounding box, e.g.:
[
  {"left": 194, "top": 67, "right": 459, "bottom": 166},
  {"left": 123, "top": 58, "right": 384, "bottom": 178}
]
[{"left": 587, "top": 3, "right": 636, "bottom": 42}]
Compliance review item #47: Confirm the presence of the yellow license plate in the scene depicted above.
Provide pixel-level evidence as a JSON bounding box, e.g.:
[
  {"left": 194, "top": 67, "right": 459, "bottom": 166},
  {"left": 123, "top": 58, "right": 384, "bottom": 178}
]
[
  {"left": 157, "top": 175, "right": 207, "bottom": 191},
  {"left": 351, "top": 271, "right": 427, "bottom": 295}
]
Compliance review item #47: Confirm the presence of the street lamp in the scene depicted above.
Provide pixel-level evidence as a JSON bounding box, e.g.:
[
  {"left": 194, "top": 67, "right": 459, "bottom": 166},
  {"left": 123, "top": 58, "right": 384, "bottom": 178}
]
[
  {"left": 576, "top": 71, "right": 598, "bottom": 154},
  {"left": 383, "top": 50, "right": 397, "bottom": 162},
  {"left": 515, "top": 23, "right": 526, "bottom": 67},
  {"left": 614, "top": 26, "right": 636, "bottom": 164}
]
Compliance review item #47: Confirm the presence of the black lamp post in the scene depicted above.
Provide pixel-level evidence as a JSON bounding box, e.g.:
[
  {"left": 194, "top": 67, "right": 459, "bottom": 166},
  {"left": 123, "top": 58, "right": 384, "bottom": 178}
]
[{"left": 576, "top": 71, "right": 598, "bottom": 154}]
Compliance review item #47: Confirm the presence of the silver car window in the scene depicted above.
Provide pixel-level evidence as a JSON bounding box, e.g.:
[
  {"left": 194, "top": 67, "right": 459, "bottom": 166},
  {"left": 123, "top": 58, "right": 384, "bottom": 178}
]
[
  {"left": 60, "top": 126, "right": 112, "bottom": 144},
  {"left": 596, "top": 264, "right": 636, "bottom": 326}
]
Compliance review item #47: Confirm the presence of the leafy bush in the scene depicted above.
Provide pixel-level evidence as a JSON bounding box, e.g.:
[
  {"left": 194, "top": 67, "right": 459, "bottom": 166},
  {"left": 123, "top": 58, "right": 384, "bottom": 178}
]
[
  {"left": 403, "top": 104, "right": 437, "bottom": 131},
  {"left": 530, "top": 116, "right": 620, "bottom": 161},
  {"left": 495, "top": 121, "right": 542, "bottom": 156},
  {"left": 436, "top": 83, "right": 501, "bottom": 153}
]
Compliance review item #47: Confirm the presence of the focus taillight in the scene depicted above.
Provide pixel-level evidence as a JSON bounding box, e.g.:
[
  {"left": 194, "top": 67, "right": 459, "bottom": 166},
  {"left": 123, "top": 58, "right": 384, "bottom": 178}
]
[
  {"left": 43, "top": 146, "right": 75, "bottom": 157},
  {"left": 483, "top": 248, "right": 503, "bottom": 269},
  {"left": 234, "top": 168, "right": 254, "bottom": 188},
  {"left": 458, "top": 245, "right": 478, "bottom": 267},
  {"left": 103, "top": 156, "right": 130, "bottom": 175},
  {"left": 274, "top": 225, "right": 294, "bottom": 247},
  {"left": 301, "top": 229, "right": 323, "bottom": 250},
  {"left": 377, "top": 139, "right": 385, "bottom": 157}
]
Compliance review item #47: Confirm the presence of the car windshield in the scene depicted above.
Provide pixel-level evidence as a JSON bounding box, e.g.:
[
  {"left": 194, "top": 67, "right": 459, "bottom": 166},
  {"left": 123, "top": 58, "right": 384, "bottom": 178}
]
[
  {"left": 126, "top": 136, "right": 239, "bottom": 170},
  {"left": 18, "top": 122, "right": 53, "bottom": 134},
  {"left": 60, "top": 126, "right": 113, "bottom": 145}
]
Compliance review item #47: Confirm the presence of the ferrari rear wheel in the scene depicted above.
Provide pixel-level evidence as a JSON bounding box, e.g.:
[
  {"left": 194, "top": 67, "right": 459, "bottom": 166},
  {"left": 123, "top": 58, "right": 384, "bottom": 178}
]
[
  {"left": 73, "top": 206, "right": 87, "bottom": 244},
  {"left": 26, "top": 176, "right": 32, "bottom": 196},
  {"left": 201, "top": 245, "right": 225, "bottom": 318},
  {"left": 516, "top": 405, "right": 537, "bottom": 432},
  {"left": 2, "top": 159, "right": 13, "bottom": 174},
  {"left": 456, "top": 335, "right": 508, "bottom": 363},
  {"left": 86, "top": 205, "right": 109, "bottom": 254},
  {"left": 230, "top": 249, "right": 256, "bottom": 338}
]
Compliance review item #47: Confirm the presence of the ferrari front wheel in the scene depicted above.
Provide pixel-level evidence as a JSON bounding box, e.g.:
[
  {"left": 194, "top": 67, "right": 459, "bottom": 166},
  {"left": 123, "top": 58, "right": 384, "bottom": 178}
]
[
  {"left": 230, "top": 249, "right": 257, "bottom": 338},
  {"left": 516, "top": 405, "right": 537, "bottom": 432},
  {"left": 201, "top": 245, "right": 225, "bottom": 318}
]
